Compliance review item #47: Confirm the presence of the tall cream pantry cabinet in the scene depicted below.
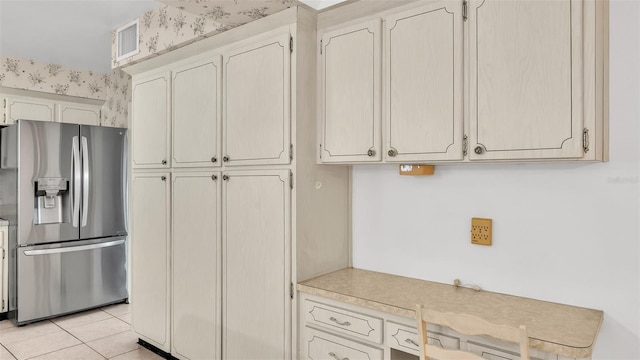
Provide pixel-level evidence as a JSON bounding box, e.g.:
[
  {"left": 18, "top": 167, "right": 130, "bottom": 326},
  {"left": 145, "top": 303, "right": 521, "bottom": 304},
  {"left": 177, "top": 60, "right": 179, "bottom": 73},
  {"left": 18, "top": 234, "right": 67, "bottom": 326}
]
[{"left": 126, "top": 7, "right": 350, "bottom": 360}]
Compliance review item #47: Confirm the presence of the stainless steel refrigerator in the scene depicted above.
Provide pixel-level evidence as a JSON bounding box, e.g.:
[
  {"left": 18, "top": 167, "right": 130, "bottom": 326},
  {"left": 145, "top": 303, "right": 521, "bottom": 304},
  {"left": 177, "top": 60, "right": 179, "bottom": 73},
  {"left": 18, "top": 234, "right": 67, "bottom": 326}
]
[{"left": 0, "top": 119, "right": 128, "bottom": 325}]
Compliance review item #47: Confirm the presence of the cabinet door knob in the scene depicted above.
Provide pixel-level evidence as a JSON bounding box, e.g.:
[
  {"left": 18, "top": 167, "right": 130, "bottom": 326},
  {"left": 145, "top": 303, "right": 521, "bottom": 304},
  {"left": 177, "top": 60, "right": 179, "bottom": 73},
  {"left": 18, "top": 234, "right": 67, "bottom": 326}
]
[
  {"left": 211, "top": 175, "right": 218, "bottom": 181},
  {"left": 222, "top": 175, "right": 229, "bottom": 181},
  {"left": 474, "top": 146, "right": 484, "bottom": 155},
  {"left": 223, "top": 156, "right": 230, "bottom": 162},
  {"left": 161, "top": 160, "right": 167, "bottom": 165},
  {"left": 161, "top": 176, "right": 166, "bottom": 181},
  {"left": 367, "top": 149, "right": 375, "bottom": 157},
  {"left": 388, "top": 149, "right": 397, "bottom": 157},
  {"left": 211, "top": 157, "right": 217, "bottom": 163}
]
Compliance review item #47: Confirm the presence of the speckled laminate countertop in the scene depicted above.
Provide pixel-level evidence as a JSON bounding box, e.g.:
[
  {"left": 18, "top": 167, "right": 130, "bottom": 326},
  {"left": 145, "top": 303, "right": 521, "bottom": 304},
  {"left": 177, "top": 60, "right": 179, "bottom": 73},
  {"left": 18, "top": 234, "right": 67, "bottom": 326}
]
[{"left": 297, "top": 268, "right": 603, "bottom": 358}]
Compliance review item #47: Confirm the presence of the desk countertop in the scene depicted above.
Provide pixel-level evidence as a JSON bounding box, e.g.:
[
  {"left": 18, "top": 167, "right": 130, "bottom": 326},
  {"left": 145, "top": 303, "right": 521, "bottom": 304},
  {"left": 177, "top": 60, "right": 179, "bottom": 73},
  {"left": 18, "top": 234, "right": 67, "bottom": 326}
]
[{"left": 297, "top": 268, "right": 603, "bottom": 358}]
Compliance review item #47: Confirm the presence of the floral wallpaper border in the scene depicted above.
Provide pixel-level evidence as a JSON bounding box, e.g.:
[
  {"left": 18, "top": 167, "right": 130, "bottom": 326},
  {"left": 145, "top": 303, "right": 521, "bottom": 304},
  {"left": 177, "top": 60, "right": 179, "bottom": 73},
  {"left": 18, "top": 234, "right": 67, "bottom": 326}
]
[
  {"left": 1, "top": 56, "right": 108, "bottom": 100},
  {"left": 1, "top": 56, "right": 130, "bottom": 128},
  {"left": 112, "top": 0, "right": 300, "bottom": 69}
]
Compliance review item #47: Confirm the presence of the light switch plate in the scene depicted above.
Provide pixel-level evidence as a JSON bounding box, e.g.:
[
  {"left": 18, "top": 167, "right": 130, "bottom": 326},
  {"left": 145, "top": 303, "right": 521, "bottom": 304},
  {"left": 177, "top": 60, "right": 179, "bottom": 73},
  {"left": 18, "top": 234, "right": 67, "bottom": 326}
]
[{"left": 471, "top": 218, "right": 492, "bottom": 246}]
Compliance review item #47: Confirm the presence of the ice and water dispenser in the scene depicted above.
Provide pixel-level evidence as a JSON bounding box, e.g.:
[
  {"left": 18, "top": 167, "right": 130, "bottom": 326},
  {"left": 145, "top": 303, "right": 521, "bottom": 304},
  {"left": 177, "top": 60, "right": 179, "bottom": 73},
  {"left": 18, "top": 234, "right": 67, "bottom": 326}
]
[{"left": 34, "top": 177, "right": 69, "bottom": 224}]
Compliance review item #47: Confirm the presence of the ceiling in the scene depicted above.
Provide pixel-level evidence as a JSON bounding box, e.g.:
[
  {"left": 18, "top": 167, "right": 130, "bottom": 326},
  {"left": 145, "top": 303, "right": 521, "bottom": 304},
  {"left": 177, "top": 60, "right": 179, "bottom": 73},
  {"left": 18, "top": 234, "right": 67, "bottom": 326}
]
[
  {"left": 0, "top": 0, "right": 346, "bottom": 74},
  {"left": 0, "top": 1, "right": 158, "bottom": 73}
]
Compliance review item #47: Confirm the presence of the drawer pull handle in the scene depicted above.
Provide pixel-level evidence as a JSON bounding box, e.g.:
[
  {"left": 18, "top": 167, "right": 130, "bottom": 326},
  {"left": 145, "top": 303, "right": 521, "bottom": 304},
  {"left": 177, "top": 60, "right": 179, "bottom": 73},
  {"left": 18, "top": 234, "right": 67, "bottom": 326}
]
[
  {"left": 329, "top": 317, "right": 351, "bottom": 326},
  {"left": 329, "top": 352, "right": 349, "bottom": 360},
  {"left": 405, "top": 338, "right": 419, "bottom": 347}
]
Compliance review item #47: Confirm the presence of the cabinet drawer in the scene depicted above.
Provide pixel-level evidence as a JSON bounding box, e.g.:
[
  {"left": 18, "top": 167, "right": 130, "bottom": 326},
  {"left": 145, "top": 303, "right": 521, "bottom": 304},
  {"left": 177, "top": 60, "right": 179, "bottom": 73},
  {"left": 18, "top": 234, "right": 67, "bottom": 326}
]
[
  {"left": 305, "top": 327, "right": 383, "bottom": 360},
  {"left": 304, "top": 300, "right": 383, "bottom": 344},
  {"left": 386, "top": 321, "right": 460, "bottom": 356},
  {"left": 467, "top": 341, "right": 556, "bottom": 360}
]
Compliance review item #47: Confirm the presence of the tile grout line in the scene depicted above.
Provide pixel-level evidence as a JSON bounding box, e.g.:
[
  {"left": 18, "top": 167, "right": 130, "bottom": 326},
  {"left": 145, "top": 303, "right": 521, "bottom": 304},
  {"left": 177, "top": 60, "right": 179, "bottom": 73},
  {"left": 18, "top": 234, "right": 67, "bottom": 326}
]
[
  {"left": 84, "top": 328, "right": 135, "bottom": 359},
  {"left": 23, "top": 343, "right": 94, "bottom": 360},
  {"left": 2, "top": 343, "right": 18, "bottom": 360},
  {"left": 21, "top": 309, "right": 117, "bottom": 360},
  {"left": 112, "top": 347, "right": 145, "bottom": 360},
  {"left": 59, "top": 323, "right": 108, "bottom": 360},
  {"left": 0, "top": 305, "right": 133, "bottom": 360},
  {"left": 67, "top": 316, "right": 131, "bottom": 343},
  {"left": 20, "top": 320, "right": 90, "bottom": 360},
  {"left": 63, "top": 311, "right": 132, "bottom": 359},
  {"left": 7, "top": 329, "right": 80, "bottom": 360},
  {"left": 1, "top": 321, "right": 62, "bottom": 347},
  {"left": 50, "top": 308, "right": 115, "bottom": 330}
]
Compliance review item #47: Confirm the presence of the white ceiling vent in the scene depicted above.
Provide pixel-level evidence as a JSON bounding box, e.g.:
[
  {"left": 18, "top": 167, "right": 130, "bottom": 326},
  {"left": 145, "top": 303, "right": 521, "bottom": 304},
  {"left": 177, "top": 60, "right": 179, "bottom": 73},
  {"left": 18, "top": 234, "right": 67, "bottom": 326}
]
[{"left": 116, "top": 19, "right": 139, "bottom": 62}]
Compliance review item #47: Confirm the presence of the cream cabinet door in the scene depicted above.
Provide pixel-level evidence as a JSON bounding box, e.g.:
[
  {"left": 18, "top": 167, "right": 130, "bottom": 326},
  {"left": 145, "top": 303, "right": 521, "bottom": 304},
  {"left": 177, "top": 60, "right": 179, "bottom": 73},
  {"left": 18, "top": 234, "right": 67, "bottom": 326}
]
[
  {"left": 131, "top": 172, "right": 171, "bottom": 352},
  {"left": 0, "top": 223, "right": 7, "bottom": 312},
  {"left": 171, "top": 172, "right": 221, "bottom": 360},
  {"left": 172, "top": 56, "right": 222, "bottom": 168},
  {"left": 4, "top": 96, "right": 55, "bottom": 124},
  {"left": 58, "top": 102, "right": 101, "bottom": 126},
  {"left": 384, "top": 1, "right": 464, "bottom": 162},
  {"left": 223, "top": 33, "right": 291, "bottom": 166},
  {"left": 468, "top": 0, "right": 584, "bottom": 160},
  {"left": 319, "top": 19, "right": 382, "bottom": 163},
  {"left": 131, "top": 71, "right": 171, "bottom": 169},
  {"left": 222, "top": 170, "right": 291, "bottom": 360}
]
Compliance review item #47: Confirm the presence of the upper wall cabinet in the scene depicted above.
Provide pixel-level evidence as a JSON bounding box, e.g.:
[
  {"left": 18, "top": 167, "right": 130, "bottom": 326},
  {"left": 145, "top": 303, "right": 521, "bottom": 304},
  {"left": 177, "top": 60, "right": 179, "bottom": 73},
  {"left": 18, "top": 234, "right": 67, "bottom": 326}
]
[
  {"left": 4, "top": 96, "right": 55, "bottom": 124},
  {"left": 2, "top": 94, "right": 102, "bottom": 126},
  {"left": 58, "top": 102, "right": 101, "bottom": 126},
  {"left": 172, "top": 56, "right": 222, "bottom": 168},
  {"left": 131, "top": 71, "right": 171, "bottom": 169},
  {"left": 131, "top": 54, "right": 222, "bottom": 170},
  {"left": 223, "top": 33, "right": 291, "bottom": 166},
  {"left": 317, "top": 0, "right": 608, "bottom": 164},
  {"left": 319, "top": 19, "right": 382, "bottom": 163},
  {"left": 132, "top": 33, "right": 289, "bottom": 171},
  {"left": 468, "top": 0, "right": 585, "bottom": 160},
  {"left": 384, "top": 1, "right": 464, "bottom": 162}
]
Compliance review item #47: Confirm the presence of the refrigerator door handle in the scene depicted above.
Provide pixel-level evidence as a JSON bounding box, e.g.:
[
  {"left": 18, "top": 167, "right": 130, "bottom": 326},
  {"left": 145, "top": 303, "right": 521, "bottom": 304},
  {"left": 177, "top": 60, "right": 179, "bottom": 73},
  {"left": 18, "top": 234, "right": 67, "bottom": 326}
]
[
  {"left": 23, "top": 239, "right": 125, "bottom": 256},
  {"left": 72, "top": 136, "right": 81, "bottom": 228},
  {"left": 81, "top": 136, "right": 89, "bottom": 227}
]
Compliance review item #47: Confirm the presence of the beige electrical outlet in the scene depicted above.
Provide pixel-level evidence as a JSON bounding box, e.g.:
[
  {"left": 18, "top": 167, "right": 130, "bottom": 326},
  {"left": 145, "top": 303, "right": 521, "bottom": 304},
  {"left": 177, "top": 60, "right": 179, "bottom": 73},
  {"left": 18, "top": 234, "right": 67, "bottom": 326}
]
[
  {"left": 399, "top": 165, "right": 435, "bottom": 176},
  {"left": 471, "top": 218, "right": 492, "bottom": 246}
]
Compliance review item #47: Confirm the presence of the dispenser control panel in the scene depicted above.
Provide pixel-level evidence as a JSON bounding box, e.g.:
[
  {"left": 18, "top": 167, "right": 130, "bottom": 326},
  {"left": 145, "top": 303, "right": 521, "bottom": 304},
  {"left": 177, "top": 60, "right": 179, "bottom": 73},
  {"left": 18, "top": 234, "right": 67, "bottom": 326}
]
[{"left": 35, "top": 178, "right": 68, "bottom": 192}]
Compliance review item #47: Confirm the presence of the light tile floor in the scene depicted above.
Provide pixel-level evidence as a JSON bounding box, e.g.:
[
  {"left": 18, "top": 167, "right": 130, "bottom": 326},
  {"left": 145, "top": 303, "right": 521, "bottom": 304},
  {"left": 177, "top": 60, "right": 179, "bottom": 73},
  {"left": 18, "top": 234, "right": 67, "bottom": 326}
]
[{"left": 0, "top": 303, "right": 163, "bottom": 360}]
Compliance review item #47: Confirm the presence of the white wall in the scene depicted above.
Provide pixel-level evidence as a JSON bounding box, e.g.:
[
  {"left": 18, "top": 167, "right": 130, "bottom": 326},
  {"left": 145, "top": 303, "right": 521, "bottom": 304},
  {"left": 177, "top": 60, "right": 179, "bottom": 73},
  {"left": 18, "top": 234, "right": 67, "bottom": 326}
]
[{"left": 351, "top": 1, "right": 640, "bottom": 358}]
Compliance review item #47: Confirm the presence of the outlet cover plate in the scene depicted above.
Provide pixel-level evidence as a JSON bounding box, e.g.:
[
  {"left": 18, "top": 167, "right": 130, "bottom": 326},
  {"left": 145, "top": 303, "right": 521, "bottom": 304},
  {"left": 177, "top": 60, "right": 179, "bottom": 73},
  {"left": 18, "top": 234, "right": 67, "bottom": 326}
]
[
  {"left": 399, "top": 165, "right": 435, "bottom": 175},
  {"left": 471, "top": 217, "right": 492, "bottom": 246}
]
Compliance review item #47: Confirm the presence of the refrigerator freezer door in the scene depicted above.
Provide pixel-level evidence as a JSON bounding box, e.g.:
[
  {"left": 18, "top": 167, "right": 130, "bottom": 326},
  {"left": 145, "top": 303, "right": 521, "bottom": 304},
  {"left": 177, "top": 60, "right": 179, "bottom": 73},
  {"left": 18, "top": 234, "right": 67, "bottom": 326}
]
[
  {"left": 16, "top": 237, "right": 128, "bottom": 324},
  {"left": 80, "top": 126, "right": 128, "bottom": 239},
  {"left": 18, "top": 121, "right": 80, "bottom": 246}
]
